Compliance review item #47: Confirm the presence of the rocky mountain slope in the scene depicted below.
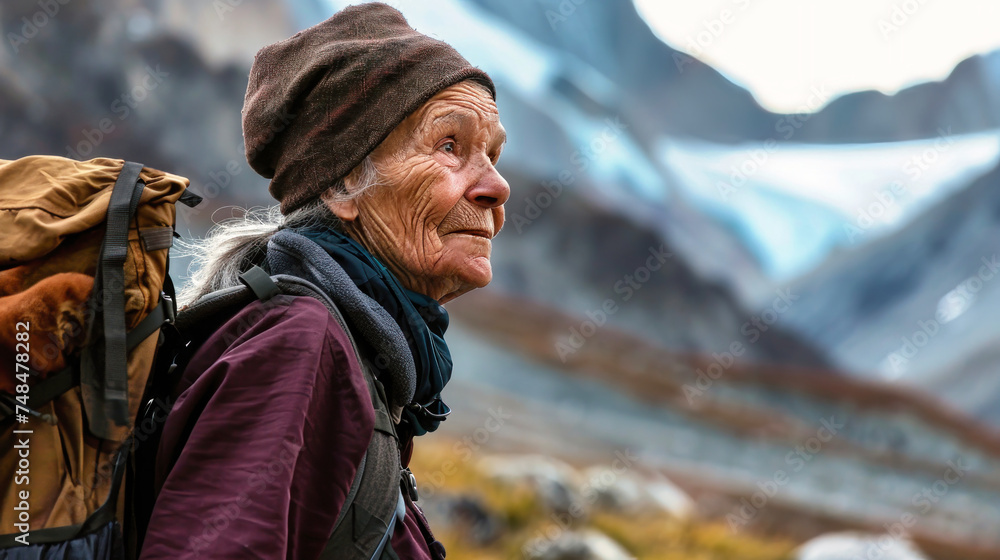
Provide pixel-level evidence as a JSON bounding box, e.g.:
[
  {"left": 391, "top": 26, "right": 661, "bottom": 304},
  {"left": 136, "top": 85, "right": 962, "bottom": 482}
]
[
  {"left": 777, "top": 160, "right": 1000, "bottom": 418},
  {"left": 443, "top": 289, "right": 1000, "bottom": 559}
]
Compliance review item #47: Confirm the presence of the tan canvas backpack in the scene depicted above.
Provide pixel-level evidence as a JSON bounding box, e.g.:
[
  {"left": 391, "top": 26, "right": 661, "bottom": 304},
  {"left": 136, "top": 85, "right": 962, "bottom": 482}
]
[{"left": 0, "top": 155, "right": 199, "bottom": 545}]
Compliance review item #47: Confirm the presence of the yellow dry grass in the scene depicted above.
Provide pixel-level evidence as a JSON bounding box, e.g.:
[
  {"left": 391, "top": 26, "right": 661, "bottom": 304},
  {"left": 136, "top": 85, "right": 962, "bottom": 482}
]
[{"left": 409, "top": 439, "right": 797, "bottom": 560}]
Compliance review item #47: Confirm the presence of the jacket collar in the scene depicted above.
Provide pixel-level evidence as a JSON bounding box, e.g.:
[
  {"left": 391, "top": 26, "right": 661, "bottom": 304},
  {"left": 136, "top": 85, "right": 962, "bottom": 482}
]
[{"left": 266, "top": 228, "right": 416, "bottom": 421}]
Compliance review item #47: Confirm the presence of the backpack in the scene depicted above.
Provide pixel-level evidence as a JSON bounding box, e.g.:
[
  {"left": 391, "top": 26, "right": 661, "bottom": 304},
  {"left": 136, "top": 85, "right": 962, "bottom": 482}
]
[
  {"left": 0, "top": 156, "right": 410, "bottom": 558},
  {"left": 0, "top": 156, "right": 199, "bottom": 557}
]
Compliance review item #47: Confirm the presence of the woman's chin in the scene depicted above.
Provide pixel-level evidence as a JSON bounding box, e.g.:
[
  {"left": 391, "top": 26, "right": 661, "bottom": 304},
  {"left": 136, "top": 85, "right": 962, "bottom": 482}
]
[
  {"left": 438, "top": 241, "right": 492, "bottom": 282},
  {"left": 433, "top": 259, "right": 492, "bottom": 303},
  {"left": 466, "top": 269, "right": 493, "bottom": 292},
  {"left": 463, "top": 253, "right": 494, "bottom": 285}
]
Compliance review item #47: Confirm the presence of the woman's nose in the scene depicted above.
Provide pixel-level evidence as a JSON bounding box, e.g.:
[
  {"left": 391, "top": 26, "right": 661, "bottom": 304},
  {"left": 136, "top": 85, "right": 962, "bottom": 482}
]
[{"left": 465, "top": 163, "right": 510, "bottom": 209}]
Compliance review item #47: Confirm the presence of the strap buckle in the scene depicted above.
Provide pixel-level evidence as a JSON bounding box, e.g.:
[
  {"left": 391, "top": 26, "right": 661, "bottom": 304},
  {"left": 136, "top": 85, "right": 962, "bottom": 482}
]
[
  {"left": 239, "top": 265, "right": 281, "bottom": 302},
  {"left": 0, "top": 392, "right": 57, "bottom": 425},
  {"left": 161, "top": 291, "right": 175, "bottom": 324},
  {"left": 405, "top": 397, "right": 451, "bottom": 422},
  {"left": 401, "top": 467, "right": 419, "bottom": 502}
]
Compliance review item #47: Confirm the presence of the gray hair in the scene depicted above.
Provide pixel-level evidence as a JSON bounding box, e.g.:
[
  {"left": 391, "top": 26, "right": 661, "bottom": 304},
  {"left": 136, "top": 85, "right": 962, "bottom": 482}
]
[{"left": 174, "top": 155, "right": 381, "bottom": 308}]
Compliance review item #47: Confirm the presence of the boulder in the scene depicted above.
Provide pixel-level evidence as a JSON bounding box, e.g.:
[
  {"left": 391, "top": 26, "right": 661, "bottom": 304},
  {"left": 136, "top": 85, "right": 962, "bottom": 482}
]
[
  {"left": 479, "top": 454, "right": 581, "bottom": 514},
  {"left": 419, "top": 493, "right": 502, "bottom": 546},
  {"left": 582, "top": 466, "right": 644, "bottom": 513},
  {"left": 644, "top": 478, "right": 696, "bottom": 519},
  {"left": 581, "top": 466, "right": 694, "bottom": 519},
  {"left": 795, "top": 532, "right": 930, "bottom": 560},
  {"left": 524, "top": 529, "right": 635, "bottom": 560}
]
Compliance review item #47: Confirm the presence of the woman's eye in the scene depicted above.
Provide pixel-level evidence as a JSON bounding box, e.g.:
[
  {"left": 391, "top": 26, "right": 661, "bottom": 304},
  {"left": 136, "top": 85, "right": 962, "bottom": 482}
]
[{"left": 439, "top": 140, "right": 456, "bottom": 153}]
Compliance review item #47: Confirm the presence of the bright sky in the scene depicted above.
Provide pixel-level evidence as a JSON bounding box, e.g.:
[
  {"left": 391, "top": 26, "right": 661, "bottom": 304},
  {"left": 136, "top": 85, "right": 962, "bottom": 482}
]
[{"left": 634, "top": 0, "right": 1000, "bottom": 114}]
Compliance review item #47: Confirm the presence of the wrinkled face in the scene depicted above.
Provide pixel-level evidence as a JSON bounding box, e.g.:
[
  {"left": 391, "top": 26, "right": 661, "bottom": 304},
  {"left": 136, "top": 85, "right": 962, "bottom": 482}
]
[{"left": 324, "top": 80, "right": 509, "bottom": 304}]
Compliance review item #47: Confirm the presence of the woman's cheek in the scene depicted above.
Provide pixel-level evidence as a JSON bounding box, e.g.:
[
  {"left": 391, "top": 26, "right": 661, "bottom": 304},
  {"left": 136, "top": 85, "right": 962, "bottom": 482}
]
[{"left": 432, "top": 151, "right": 459, "bottom": 168}]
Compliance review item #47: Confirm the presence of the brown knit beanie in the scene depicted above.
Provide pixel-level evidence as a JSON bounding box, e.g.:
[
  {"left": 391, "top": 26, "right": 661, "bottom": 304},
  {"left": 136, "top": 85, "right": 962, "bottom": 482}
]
[{"left": 242, "top": 2, "right": 496, "bottom": 215}]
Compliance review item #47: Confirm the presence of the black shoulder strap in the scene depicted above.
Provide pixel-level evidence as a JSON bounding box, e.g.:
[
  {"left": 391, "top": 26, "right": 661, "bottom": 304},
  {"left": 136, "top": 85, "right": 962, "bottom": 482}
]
[
  {"left": 100, "top": 161, "right": 145, "bottom": 426},
  {"left": 80, "top": 160, "right": 145, "bottom": 439},
  {"left": 239, "top": 265, "right": 281, "bottom": 301}
]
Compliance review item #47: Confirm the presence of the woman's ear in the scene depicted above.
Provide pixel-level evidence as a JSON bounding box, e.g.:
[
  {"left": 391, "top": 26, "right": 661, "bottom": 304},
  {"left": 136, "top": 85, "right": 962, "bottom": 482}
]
[{"left": 320, "top": 186, "right": 359, "bottom": 222}]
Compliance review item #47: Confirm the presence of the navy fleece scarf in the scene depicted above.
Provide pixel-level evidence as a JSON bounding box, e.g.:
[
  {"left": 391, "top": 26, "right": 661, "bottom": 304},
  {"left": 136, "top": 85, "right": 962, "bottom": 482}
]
[{"left": 295, "top": 227, "right": 452, "bottom": 435}]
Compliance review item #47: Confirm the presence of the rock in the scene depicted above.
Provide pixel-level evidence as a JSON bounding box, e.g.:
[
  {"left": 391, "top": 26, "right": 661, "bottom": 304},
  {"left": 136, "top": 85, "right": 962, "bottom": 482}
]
[
  {"left": 479, "top": 454, "right": 581, "bottom": 514},
  {"left": 416, "top": 492, "right": 503, "bottom": 546},
  {"left": 524, "top": 529, "right": 635, "bottom": 560},
  {"left": 581, "top": 466, "right": 694, "bottom": 519},
  {"left": 582, "top": 466, "right": 644, "bottom": 513},
  {"left": 443, "top": 495, "right": 502, "bottom": 545},
  {"left": 795, "top": 532, "right": 930, "bottom": 560},
  {"left": 644, "top": 479, "right": 696, "bottom": 519}
]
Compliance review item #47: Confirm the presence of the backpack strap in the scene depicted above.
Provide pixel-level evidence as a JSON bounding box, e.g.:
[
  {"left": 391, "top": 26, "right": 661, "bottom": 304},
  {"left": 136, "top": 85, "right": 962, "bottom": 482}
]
[
  {"left": 260, "top": 271, "right": 408, "bottom": 559},
  {"left": 80, "top": 160, "right": 146, "bottom": 438},
  {"left": 239, "top": 264, "right": 281, "bottom": 301},
  {"left": 0, "top": 284, "right": 176, "bottom": 430},
  {"left": 125, "top": 283, "right": 176, "bottom": 350}
]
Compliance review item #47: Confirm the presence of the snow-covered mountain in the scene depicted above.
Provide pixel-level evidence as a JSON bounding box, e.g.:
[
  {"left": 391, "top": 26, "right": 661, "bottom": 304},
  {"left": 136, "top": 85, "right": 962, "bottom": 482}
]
[
  {"left": 662, "top": 133, "right": 1000, "bottom": 281},
  {"left": 777, "top": 160, "right": 1000, "bottom": 418},
  {"left": 467, "top": 0, "right": 1000, "bottom": 144}
]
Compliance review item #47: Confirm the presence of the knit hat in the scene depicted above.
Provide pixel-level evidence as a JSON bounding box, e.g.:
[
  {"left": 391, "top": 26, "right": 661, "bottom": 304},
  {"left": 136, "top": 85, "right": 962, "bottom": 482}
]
[{"left": 242, "top": 2, "right": 496, "bottom": 214}]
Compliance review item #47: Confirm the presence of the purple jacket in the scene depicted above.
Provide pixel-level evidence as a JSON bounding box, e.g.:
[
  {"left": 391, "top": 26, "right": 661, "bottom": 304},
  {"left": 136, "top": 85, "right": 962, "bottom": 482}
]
[{"left": 139, "top": 294, "right": 445, "bottom": 559}]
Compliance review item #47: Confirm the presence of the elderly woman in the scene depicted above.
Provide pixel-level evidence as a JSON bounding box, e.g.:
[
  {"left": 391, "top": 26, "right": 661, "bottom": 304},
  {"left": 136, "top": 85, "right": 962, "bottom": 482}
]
[{"left": 139, "top": 4, "right": 507, "bottom": 559}]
